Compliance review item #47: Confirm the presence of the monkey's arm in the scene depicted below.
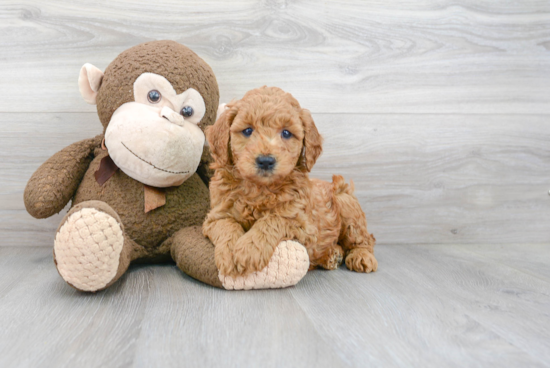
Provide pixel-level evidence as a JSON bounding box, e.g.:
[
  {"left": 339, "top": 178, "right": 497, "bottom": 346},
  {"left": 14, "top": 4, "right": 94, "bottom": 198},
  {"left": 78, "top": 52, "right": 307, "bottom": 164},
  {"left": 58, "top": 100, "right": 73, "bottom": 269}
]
[
  {"left": 196, "top": 145, "right": 215, "bottom": 187},
  {"left": 24, "top": 135, "right": 103, "bottom": 219}
]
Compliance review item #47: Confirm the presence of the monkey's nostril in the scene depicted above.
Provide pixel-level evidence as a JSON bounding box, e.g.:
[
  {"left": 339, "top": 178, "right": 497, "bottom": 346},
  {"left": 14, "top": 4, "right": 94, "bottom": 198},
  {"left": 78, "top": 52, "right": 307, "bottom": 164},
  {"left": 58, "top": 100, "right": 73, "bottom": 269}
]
[
  {"left": 160, "top": 106, "right": 184, "bottom": 126},
  {"left": 256, "top": 155, "right": 276, "bottom": 171}
]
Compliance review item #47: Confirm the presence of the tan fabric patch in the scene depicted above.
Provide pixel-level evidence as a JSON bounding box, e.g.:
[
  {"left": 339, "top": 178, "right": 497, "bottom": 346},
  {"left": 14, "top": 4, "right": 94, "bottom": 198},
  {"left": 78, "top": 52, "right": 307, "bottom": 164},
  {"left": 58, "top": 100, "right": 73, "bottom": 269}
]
[
  {"left": 54, "top": 207, "right": 124, "bottom": 292},
  {"left": 78, "top": 63, "right": 104, "bottom": 105},
  {"left": 144, "top": 185, "right": 166, "bottom": 213}
]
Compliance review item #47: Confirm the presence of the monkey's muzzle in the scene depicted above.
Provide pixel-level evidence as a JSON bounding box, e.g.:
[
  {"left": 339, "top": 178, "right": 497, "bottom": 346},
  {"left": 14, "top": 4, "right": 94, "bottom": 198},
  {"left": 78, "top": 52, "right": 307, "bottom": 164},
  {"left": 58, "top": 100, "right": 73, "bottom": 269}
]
[{"left": 105, "top": 102, "right": 205, "bottom": 187}]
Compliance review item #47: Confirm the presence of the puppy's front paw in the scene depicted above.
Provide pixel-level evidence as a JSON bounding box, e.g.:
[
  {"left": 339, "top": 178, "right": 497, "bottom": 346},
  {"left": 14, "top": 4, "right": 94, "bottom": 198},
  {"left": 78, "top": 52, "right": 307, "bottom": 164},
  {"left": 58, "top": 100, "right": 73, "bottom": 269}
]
[
  {"left": 215, "top": 243, "right": 238, "bottom": 277},
  {"left": 231, "top": 233, "right": 275, "bottom": 276},
  {"left": 345, "top": 248, "right": 378, "bottom": 273}
]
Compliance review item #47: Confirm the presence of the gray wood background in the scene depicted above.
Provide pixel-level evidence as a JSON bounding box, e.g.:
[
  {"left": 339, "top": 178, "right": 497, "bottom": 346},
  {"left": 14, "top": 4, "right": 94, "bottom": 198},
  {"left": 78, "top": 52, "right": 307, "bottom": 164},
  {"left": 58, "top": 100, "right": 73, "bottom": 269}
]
[
  {"left": 1, "top": 2, "right": 550, "bottom": 368},
  {"left": 1, "top": 0, "right": 549, "bottom": 245}
]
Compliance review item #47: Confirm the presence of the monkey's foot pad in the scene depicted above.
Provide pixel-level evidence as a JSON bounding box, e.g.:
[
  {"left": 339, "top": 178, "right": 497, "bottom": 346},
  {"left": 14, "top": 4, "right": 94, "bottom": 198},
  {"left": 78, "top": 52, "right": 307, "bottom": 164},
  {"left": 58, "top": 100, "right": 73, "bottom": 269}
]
[
  {"left": 219, "top": 240, "right": 310, "bottom": 290},
  {"left": 54, "top": 207, "right": 124, "bottom": 292}
]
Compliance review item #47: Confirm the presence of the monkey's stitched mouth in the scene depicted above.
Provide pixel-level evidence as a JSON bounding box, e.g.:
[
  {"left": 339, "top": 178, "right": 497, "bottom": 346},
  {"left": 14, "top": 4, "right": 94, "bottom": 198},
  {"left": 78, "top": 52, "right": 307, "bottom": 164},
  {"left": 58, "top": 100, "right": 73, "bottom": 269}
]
[{"left": 121, "top": 141, "right": 189, "bottom": 175}]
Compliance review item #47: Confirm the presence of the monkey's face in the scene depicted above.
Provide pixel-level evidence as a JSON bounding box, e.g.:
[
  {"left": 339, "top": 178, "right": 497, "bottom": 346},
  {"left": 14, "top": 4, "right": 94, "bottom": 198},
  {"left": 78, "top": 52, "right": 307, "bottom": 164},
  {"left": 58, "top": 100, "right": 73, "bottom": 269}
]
[
  {"left": 78, "top": 41, "right": 219, "bottom": 188},
  {"left": 104, "top": 73, "right": 206, "bottom": 187}
]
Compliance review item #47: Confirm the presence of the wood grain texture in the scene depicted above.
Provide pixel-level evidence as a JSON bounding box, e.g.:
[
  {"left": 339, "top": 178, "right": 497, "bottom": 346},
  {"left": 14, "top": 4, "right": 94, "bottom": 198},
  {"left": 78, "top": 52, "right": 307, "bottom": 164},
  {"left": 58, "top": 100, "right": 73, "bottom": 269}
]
[
  {"left": 1, "top": 0, "right": 549, "bottom": 245},
  {"left": 0, "top": 0, "right": 549, "bottom": 114},
  {"left": 132, "top": 268, "right": 346, "bottom": 368},
  {"left": 2, "top": 112, "right": 548, "bottom": 246},
  {"left": 1, "top": 1, "right": 549, "bottom": 367},
  {"left": 311, "top": 113, "right": 550, "bottom": 244},
  {"left": 291, "top": 243, "right": 550, "bottom": 367},
  {"left": 456, "top": 243, "right": 550, "bottom": 281},
  {"left": 0, "top": 244, "right": 549, "bottom": 367}
]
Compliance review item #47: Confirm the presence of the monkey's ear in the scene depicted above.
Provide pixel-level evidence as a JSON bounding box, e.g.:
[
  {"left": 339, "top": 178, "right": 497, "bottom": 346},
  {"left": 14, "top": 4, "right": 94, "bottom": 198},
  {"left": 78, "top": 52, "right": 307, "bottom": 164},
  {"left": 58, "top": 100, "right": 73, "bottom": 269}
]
[
  {"left": 78, "top": 63, "right": 104, "bottom": 105},
  {"left": 216, "top": 103, "right": 228, "bottom": 120}
]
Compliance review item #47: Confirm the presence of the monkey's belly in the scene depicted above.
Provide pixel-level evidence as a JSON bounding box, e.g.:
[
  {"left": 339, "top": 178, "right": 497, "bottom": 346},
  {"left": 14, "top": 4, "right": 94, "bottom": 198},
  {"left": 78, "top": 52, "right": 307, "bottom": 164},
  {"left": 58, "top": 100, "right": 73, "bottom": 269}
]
[{"left": 73, "top": 154, "right": 210, "bottom": 253}]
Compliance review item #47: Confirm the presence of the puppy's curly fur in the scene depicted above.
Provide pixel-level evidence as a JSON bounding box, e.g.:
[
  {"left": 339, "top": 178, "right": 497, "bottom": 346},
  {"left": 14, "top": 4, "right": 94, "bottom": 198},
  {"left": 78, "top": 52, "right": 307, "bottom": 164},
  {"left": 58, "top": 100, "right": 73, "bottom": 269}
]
[{"left": 203, "top": 86, "right": 377, "bottom": 277}]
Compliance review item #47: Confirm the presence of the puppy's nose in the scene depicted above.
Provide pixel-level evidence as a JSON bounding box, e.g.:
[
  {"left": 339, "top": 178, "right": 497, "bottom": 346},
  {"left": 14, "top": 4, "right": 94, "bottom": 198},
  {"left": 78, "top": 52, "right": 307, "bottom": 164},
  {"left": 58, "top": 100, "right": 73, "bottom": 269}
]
[{"left": 256, "top": 155, "right": 276, "bottom": 171}]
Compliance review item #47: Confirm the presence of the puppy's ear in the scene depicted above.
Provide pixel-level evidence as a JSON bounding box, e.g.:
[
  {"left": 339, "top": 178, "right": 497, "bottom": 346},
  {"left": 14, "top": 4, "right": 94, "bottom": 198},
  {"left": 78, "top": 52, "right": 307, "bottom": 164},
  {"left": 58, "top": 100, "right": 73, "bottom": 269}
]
[
  {"left": 206, "top": 104, "right": 238, "bottom": 168},
  {"left": 299, "top": 109, "right": 323, "bottom": 172}
]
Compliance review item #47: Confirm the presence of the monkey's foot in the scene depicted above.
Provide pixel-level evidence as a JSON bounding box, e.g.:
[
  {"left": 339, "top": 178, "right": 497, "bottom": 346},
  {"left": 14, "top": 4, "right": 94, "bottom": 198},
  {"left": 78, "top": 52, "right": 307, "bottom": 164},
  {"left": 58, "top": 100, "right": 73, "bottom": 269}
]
[
  {"left": 54, "top": 204, "right": 125, "bottom": 292},
  {"left": 219, "top": 240, "right": 309, "bottom": 290}
]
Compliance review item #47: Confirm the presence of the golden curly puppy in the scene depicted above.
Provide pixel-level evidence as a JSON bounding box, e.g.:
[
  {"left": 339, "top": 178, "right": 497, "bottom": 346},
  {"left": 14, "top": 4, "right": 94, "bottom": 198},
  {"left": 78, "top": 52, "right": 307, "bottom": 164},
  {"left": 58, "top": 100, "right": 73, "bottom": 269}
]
[{"left": 203, "top": 86, "right": 377, "bottom": 277}]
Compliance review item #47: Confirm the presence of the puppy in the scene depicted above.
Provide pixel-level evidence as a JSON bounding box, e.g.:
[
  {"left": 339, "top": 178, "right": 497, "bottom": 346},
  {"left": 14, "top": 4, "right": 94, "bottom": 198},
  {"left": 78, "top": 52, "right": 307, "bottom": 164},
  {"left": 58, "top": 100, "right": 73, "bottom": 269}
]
[{"left": 203, "top": 86, "right": 377, "bottom": 277}]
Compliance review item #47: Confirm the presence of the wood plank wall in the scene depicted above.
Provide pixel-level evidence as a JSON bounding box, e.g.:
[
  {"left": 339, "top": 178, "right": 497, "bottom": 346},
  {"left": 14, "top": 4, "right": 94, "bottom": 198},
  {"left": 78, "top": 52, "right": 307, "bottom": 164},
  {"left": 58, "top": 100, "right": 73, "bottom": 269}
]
[{"left": 1, "top": 0, "right": 549, "bottom": 246}]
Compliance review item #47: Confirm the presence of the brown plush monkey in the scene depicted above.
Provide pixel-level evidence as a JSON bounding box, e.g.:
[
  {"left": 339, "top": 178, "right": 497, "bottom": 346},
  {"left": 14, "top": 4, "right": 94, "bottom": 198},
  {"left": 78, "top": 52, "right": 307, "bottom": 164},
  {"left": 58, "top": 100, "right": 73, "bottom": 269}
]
[{"left": 24, "top": 41, "right": 308, "bottom": 292}]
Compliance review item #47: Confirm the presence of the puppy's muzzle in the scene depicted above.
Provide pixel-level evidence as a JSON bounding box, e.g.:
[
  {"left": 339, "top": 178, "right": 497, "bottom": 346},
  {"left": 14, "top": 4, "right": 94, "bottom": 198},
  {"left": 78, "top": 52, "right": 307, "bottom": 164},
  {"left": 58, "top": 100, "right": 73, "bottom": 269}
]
[{"left": 256, "top": 155, "right": 276, "bottom": 171}]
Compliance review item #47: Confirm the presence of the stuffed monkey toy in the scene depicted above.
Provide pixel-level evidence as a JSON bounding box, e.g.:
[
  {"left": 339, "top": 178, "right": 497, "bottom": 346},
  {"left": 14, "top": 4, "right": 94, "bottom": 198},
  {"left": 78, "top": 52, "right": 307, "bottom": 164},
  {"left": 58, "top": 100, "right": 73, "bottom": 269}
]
[{"left": 24, "top": 41, "right": 308, "bottom": 292}]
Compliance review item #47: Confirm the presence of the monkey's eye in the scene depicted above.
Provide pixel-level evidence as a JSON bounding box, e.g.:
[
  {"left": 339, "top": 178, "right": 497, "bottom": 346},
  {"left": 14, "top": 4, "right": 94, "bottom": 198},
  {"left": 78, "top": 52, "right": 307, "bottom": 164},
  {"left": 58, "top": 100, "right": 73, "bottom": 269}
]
[
  {"left": 180, "top": 106, "right": 194, "bottom": 118},
  {"left": 242, "top": 127, "right": 253, "bottom": 137},
  {"left": 281, "top": 129, "right": 292, "bottom": 139},
  {"left": 147, "top": 90, "right": 161, "bottom": 103}
]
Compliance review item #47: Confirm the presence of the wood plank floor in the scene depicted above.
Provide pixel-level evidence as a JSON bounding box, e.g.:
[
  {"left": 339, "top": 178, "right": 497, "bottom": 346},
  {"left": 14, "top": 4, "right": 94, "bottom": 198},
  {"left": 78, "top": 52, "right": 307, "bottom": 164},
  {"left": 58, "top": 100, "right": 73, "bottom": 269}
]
[{"left": 0, "top": 244, "right": 548, "bottom": 368}]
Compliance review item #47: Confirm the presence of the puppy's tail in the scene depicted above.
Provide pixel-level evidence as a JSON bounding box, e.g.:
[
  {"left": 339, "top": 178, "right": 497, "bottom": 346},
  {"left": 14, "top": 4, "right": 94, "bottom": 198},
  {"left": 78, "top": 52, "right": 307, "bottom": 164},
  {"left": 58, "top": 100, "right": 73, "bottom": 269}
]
[
  {"left": 332, "top": 175, "right": 355, "bottom": 196},
  {"left": 332, "top": 175, "right": 375, "bottom": 254}
]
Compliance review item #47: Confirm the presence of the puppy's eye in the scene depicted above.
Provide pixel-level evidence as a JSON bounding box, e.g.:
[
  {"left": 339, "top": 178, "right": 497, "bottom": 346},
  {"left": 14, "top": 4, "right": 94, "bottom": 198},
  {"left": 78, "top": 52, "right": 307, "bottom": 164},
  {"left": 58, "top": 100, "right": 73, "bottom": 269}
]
[
  {"left": 181, "top": 106, "right": 194, "bottom": 117},
  {"left": 281, "top": 129, "right": 292, "bottom": 139},
  {"left": 242, "top": 127, "right": 253, "bottom": 137},
  {"left": 147, "top": 90, "right": 161, "bottom": 103}
]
